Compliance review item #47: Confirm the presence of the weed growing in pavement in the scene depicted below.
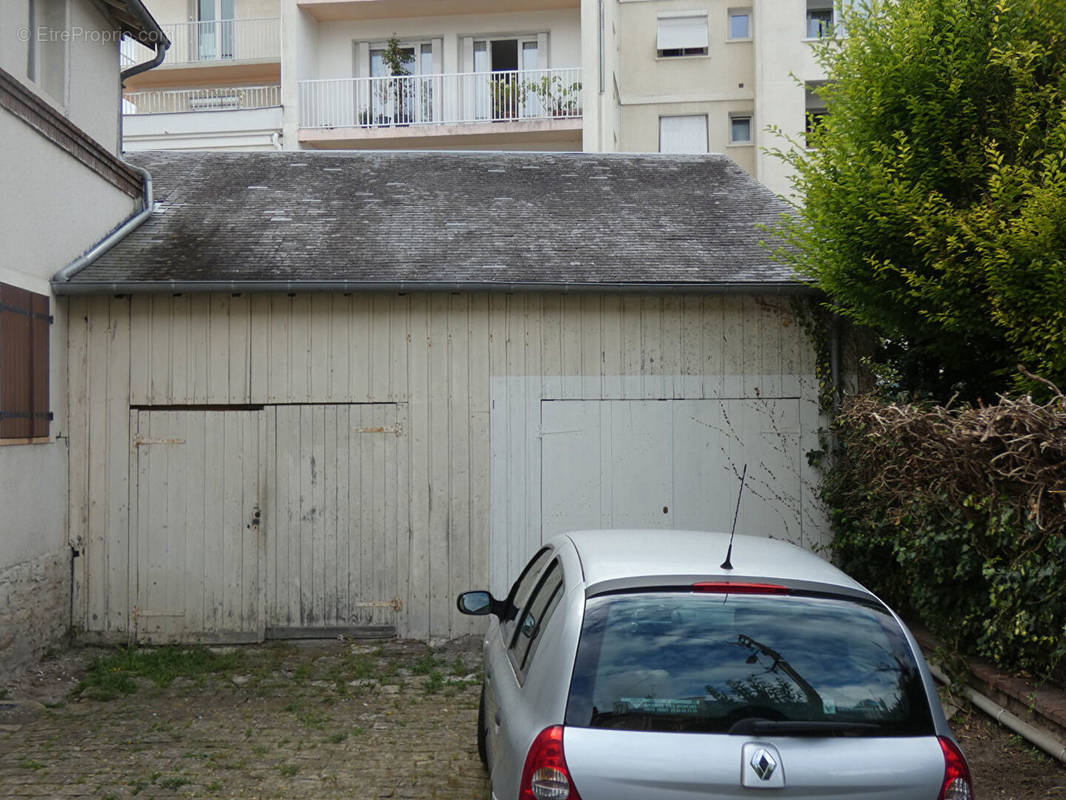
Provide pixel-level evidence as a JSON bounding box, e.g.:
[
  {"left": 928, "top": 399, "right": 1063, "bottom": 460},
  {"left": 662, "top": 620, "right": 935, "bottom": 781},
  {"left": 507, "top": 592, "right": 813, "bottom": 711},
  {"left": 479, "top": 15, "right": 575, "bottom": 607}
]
[
  {"left": 18, "top": 759, "right": 46, "bottom": 770},
  {"left": 279, "top": 764, "right": 300, "bottom": 777},
  {"left": 72, "top": 645, "right": 246, "bottom": 700},
  {"left": 451, "top": 657, "right": 468, "bottom": 677},
  {"left": 424, "top": 670, "right": 444, "bottom": 694},
  {"left": 206, "top": 781, "right": 223, "bottom": 794},
  {"left": 411, "top": 652, "right": 442, "bottom": 675},
  {"left": 158, "top": 776, "right": 190, "bottom": 790},
  {"left": 328, "top": 731, "right": 348, "bottom": 743}
]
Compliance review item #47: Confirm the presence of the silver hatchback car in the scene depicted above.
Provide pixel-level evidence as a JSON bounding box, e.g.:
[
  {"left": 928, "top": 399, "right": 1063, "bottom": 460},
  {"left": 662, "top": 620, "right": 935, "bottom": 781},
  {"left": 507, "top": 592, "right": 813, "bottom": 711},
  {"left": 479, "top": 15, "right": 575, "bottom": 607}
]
[{"left": 457, "top": 529, "right": 974, "bottom": 800}]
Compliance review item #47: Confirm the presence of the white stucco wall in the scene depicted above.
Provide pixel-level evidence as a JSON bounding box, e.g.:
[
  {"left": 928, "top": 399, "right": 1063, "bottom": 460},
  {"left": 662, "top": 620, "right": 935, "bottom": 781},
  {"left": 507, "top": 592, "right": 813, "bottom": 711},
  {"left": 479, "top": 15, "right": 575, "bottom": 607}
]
[
  {"left": 1, "top": 0, "right": 124, "bottom": 152},
  {"left": 123, "top": 105, "right": 283, "bottom": 149}
]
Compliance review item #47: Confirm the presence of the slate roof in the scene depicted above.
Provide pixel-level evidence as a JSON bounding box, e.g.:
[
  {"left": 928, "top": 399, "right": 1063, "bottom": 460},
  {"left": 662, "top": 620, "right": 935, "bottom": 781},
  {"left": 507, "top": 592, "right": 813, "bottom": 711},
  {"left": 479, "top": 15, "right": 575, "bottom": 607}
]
[{"left": 57, "top": 150, "right": 803, "bottom": 294}]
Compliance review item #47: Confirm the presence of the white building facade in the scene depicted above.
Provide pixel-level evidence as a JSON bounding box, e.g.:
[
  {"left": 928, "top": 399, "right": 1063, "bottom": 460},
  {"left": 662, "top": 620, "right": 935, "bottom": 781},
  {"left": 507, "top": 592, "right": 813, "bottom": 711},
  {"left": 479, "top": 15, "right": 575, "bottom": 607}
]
[
  {"left": 0, "top": 0, "right": 166, "bottom": 680},
  {"left": 125, "top": 0, "right": 834, "bottom": 196}
]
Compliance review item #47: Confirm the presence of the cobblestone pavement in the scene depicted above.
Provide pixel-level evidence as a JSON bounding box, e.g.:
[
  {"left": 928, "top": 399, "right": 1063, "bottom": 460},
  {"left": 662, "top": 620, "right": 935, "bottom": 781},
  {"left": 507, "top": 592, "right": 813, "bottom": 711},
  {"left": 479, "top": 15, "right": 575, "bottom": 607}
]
[
  {"left": 0, "top": 638, "right": 489, "bottom": 799},
  {"left": 1, "top": 638, "right": 1062, "bottom": 799}
]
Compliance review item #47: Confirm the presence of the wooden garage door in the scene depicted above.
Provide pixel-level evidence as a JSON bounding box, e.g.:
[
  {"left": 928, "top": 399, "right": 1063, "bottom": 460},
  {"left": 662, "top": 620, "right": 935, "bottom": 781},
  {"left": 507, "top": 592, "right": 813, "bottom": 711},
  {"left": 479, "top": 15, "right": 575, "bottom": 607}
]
[
  {"left": 267, "top": 404, "right": 407, "bottom": 637},
  {"left": 130, "top": 409, "right": 262, "bottom": 643},
  {"left": 541, "top": 398, "right": 802, "bottom": 543}
]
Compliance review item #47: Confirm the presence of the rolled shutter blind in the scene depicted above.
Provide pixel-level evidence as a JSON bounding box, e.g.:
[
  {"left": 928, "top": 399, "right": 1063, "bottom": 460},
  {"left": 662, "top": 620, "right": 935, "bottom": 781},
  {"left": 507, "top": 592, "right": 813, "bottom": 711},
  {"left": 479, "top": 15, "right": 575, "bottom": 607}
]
[{"left": 656, "top": 15, "right": 708, "bottom": 51}]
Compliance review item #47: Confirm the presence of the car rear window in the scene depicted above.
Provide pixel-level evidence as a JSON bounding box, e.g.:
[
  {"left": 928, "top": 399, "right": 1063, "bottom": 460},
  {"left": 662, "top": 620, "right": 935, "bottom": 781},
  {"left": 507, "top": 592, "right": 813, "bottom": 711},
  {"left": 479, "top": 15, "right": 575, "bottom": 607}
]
[{"left": 565, "top": 591, "right": 933, "bottom": 736}]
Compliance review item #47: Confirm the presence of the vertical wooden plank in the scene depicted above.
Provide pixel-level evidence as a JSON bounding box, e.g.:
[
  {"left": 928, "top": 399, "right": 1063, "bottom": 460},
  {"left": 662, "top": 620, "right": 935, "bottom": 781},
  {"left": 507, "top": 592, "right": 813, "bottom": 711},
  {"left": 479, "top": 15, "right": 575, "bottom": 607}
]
[
  {"left": 207, "top": 295, "right": 229, "bottom": 403},
  {"left": 249, "top": 295, "right": 271, "bottom": 403},
  {"left": 328, "top": 295, "right": 351, "bottom": 402},
  {"left": 148, "top": 295, "right": 171, "bottom": 402},
  {"left": 128, "top": 295, "right": 151, "bottom": 405},
  {"left": 241, "top": 410, "right": 259, "bottom": 633},
  {"left": 349, "top": 404, "right": 366, "bottom": 626},
  {"left": 722, "top": 295, "right": 746, "bottom": 398},
  {"left": 267, "top": 295, "right": 290, "bottom": 403},
  {"left": 349, "top": 294, "right": 371, "bottom": 401},
  {"left": 259, "top": 406, "right": 273, "bottom": 640},
  {"left": 758, "top": 295, "right": 785, "bottom": 398},
  {"left": 311, "top": 404, "right": 327, "bottom": 623},
  {"left": 322, "top": 404, "right": 339, "bottom": 624},
  {"left": 523, "top": 295, "right": 544, "bottom": 573},
  {"left": 428, "top": 293, "right": 451, "bottom": 635},
  {"left": 202, "top": 411, "right": 224, "bottom": 632},
  {"left": 185, "top": 295, "right": 208, "bottom": 404},
  {"left": 310, "top": 295, "right": 332, "bottom": 401},
  {"left": 289, "top": 294, "right": 312, "bottom": 402},
  {"left": 702, "top": 294, "right": 725, "bottom": 399},
  {"left": 504, "top": 296, "right": 529, "bottom": 585},
  {"left": 169, "top": 296, "right": 190, "bottom": 402},
  {"left": 448, "top": 294, "right": 472, "bottom": 634},
  {"left": 67, "top": 297, "right": 90, "bottom": 629},
  {"left": 223, "top": 412, "right": 245, "bottom": 631},
  {"left": 370, "top": 294, "right": 392, "bottom": 402},
  {"left": 389, "top": 294, "right": 409, "bottom": 401},
  {"left": 487, "top": 292, "right": 508, "bottom": 597},
  {"left": 298, "top": 404, "right": 314, "bottom": 625},
  {"left": 466, "top": 293, "right": 490, "bottom": 607},
  {"left": 393, "top": 401, "right": 411, "bottom": 636},
  {"left": 680, "top": 295, "right": 703, "bottom": 398},
  {"left": 600, "top": 294, "right": 623, "bottom": 399},
  {"left": 358, "top": 404, "right": 375, "bottom": 625},
  {"left": 559, "top": 295, "right": 582, "bottom": 399},
  {"left": 183, "top": 411, "right": 206, "bottom": 636},
  {"left": 229, "top": 294, "right": 252, "bottom": 404},
  {"left": 105, "top": 297, "right": 131, "bottom": 634},
  {"left": 620, "top": 294, "right": 642, "bottom": 398},
  {"left": 580, "top": 295, "right": 602, "bottom": 399},
  {"left": 539, "top": 293, "right": 563, "bottom": 399},
  {"left": 640, "top": 295, "right": 663, "bottom": 399},
  {"left": 661, "top": 295, "right": 682, "bottom": 398},
  {"left": 131, "top": 410, "right": 147, "bottom": 637},
  {"left": 406, "top": 293, "right": 431, "bottom": 638}
]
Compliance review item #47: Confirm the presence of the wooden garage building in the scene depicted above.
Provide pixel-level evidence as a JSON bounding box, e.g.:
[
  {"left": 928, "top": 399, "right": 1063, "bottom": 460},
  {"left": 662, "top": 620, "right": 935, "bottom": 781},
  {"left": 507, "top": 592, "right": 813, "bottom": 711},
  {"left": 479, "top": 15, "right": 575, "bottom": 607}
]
[{"left": 54, "top": 150, "right": 825, "bottom": 643}]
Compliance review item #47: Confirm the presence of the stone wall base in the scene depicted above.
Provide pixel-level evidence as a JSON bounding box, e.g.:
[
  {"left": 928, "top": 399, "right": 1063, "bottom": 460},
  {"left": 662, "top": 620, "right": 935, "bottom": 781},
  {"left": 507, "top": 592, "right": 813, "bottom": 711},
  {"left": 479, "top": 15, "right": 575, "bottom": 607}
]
[{"left": 0, "top": 549, "right": 71, "bottom": 685}]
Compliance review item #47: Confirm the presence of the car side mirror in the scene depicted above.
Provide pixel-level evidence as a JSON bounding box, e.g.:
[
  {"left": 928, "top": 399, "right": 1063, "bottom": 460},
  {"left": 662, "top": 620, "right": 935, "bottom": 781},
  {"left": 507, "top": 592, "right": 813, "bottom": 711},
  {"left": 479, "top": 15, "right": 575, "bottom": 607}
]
[{"left": 457, "top": 590, "right": 503, "bottom": 617}]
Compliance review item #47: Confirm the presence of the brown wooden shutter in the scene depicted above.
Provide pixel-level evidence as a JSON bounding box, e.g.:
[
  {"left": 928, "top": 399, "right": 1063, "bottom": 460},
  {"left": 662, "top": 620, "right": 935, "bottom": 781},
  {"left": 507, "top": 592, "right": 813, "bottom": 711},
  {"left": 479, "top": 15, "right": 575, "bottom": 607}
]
[{"left": 0, "top": 282, "right": 51, "bottom": 439}]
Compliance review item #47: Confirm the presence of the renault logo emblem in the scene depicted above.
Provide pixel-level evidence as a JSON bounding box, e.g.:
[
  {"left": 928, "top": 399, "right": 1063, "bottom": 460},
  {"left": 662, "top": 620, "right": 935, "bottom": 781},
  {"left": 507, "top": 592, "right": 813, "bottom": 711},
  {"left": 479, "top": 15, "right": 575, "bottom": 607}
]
[{"left": 750, "top": 748, "right": 777, "bottom": 781}]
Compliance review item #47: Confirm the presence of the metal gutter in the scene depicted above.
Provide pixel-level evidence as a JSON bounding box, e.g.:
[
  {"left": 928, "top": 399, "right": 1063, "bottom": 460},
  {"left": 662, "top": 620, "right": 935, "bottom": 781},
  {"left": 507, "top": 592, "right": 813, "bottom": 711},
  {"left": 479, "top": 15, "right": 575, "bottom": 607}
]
[
  {"left": 927, "top": 663, "right": 1066, "bottom": 766},
  {"left": 51, "top": 279, "right": 820, "bottom": 297},
  {"left": 118, "top": 0, "right": 170, "bottom": 83},
  {"left": 52, "top": 166, "right": 153, "bottom": 286}
]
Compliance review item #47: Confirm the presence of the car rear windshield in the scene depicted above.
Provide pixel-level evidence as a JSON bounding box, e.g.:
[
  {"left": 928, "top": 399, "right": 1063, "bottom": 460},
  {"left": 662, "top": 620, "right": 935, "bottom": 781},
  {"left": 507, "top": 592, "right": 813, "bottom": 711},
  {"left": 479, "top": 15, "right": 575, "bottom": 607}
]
[{"left": 565, "top": 591, "right": 933, "bottom": 736}]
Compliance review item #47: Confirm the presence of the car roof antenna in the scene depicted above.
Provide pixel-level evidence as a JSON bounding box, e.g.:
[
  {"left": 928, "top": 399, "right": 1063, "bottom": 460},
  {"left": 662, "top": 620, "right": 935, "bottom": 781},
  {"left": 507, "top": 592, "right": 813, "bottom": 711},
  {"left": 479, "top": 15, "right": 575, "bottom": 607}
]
[{"left": 720, "top": 464, "right": 747, "bottom": 570}]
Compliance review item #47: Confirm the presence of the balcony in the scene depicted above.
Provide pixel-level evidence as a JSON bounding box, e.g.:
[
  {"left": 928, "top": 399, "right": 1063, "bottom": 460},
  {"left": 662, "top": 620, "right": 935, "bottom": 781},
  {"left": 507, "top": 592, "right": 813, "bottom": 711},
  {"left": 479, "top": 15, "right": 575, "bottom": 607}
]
[
  {"left": 298, "top": 68, "right": 582, "bottom": 149},
  {"left": 297, "top": 0, "right": 578, "bottom": 23},
  {"left": 122, "top": 86, "right": 282, "bottom": 151},
  {"left": 122, "top": 18, "right": 281, "bottom": 89},
  {"left": 123, "top": 85, "right": 280, "bottom": 114}
]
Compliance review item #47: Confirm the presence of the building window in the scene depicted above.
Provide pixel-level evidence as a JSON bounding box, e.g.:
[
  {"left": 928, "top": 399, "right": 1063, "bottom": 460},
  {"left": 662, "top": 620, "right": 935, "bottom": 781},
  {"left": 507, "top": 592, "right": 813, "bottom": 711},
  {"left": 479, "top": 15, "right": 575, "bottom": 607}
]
[
  {"left": 730, "top": 114, "right": 752, "bottom": 144},
  {"left": 657, "top": 13, "right": 709, "bottom": 57},
  {"left": 27, "top": 0, "right": 68, "bottom": 103},
  {"left": 806, "top": 1, "right": 835, "bottom": 38},
  {"left": 660, "top": 114, "right": 708, "bottom": 154},
  {"left": 805, "top": 81, "right": 828, "bottom": 146},
  {"left": 728, "top": 9, "right": 751, "bottom": 40},
  {"left": 0, "top": 283, "right": 51, "bottom": 441}
]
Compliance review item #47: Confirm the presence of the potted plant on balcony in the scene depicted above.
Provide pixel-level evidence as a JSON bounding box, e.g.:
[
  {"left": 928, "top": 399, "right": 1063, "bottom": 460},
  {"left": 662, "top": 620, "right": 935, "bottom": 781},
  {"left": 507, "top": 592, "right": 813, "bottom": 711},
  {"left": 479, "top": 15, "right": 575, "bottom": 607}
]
[
  {"left": 490, "top": 74, "right": 523, "bottom": 120},
  {"left": 382, "top": 35, "right": 414, "bottom": 126},
  {"left": 525, "top": 75, "right": 582, "bottom": 118}
]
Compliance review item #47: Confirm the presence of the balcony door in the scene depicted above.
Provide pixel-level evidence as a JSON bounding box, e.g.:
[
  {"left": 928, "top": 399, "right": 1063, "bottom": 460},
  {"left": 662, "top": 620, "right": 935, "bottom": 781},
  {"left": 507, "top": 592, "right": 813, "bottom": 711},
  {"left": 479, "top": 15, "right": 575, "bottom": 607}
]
[
  {"left": 198, "top": 0, "right": 234, "bottom": 61},
  {"left": 472, "top": 37, "right": 541, "bottom": 121},
  {"left": 368, "top": 41, "right": 434, "bottom": 126}
]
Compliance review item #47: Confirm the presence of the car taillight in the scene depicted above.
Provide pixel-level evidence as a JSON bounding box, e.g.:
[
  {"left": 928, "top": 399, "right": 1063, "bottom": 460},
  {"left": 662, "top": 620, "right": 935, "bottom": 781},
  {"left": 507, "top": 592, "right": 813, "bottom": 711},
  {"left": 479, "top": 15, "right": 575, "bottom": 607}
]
[
  {"left": 520, "top": 726, "right": 583, "bottom": 800},
  {"left": 937, "top": 736, "right": 974, "bottom": 800},
  {"left": 692, "top": 582, "right": 788, "bottom": 594}
]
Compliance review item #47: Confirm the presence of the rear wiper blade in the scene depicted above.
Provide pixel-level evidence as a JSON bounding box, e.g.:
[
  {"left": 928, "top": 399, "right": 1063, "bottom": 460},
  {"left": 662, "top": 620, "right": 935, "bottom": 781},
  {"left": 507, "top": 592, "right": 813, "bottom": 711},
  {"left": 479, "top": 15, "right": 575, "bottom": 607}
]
[{"left": 727, "top": 718, "right": 880, "bottom": 736}]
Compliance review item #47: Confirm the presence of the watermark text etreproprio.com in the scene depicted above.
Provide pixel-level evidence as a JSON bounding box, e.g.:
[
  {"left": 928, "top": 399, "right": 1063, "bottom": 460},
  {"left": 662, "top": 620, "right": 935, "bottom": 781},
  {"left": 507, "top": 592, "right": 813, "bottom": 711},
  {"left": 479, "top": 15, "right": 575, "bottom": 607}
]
[{"left": 15, "top": 26, "right": 165, "bottom": 45}]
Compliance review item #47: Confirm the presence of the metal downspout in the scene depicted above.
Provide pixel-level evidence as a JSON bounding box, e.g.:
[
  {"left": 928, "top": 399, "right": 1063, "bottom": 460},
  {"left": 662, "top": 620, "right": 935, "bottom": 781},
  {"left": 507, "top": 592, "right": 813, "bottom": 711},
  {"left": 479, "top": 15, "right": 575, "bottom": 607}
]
[
  {"left": 927, "top": 663, "right": 1066, "bottom": 765},
  {"left": 52, "top": 166, "right": 153, "bottom": 285}
]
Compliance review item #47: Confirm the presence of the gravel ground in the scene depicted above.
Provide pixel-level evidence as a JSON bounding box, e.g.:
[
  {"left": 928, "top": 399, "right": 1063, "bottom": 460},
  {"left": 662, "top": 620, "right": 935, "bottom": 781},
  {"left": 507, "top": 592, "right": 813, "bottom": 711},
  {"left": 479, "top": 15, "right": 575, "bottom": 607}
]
[{"left": 0, "top": 639, "right": 1063, "bottom": 799}]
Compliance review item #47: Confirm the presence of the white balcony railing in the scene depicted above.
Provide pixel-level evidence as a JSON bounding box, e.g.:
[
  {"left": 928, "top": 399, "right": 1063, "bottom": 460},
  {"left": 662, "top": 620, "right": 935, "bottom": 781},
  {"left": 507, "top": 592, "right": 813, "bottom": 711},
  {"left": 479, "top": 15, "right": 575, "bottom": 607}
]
[
  {"left": 299, "top": 68, "right": 582, "bottom": 130},
  {"left": 123, "top": 85, "right": 281, "bottom": 114},
  {"left": 121, "top": 18, "right": 280, "bottom": 67}
]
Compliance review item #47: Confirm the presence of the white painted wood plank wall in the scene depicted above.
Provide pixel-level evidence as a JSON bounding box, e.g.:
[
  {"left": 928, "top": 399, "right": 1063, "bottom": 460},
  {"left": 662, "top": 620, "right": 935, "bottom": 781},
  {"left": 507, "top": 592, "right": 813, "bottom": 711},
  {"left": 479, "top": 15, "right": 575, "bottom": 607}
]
[{"left": 67, "top": 292, "right": 821, "bottom": 641}]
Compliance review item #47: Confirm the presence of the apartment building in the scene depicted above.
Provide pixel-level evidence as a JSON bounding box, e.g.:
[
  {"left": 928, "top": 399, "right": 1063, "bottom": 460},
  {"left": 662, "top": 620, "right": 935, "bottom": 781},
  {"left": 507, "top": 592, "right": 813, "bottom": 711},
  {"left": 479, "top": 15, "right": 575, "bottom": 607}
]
[{"left": 122, "top": 0, "right": 834, "bottom": 195}]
